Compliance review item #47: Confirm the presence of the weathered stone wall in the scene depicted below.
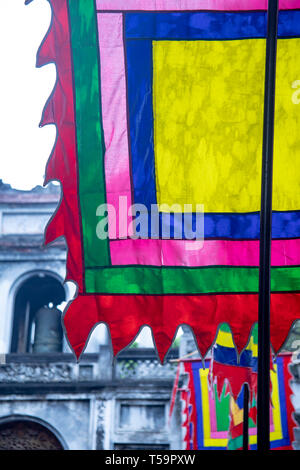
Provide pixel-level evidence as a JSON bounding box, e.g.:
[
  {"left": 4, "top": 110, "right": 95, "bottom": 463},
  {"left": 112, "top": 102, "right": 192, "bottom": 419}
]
[
  {"left": 0, "top": 183, "right": 182, "bottom": 450},
  {"left": 0, "top": 350, "right": 181, "bottom": 450}
]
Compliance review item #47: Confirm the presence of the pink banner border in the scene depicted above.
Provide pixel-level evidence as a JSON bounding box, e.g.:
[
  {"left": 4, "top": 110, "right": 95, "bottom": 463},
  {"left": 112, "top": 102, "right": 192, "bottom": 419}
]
[{"left": 97, "top": 0, "right": 300, "bottom": 11}]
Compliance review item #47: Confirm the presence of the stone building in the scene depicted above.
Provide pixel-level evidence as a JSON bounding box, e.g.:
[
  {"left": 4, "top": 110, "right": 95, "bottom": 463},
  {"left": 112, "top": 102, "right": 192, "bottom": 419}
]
[
  {"left": 0, "top": 179, "right": 299, "bottom": 450},
  {"left": 0, "top": 181, "right": 182, "bottom": 450}
]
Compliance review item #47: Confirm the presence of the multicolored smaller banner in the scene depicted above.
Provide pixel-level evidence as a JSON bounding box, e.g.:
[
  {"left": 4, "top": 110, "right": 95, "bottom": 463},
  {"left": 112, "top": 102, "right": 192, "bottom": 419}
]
[
  {"left": 227, "top": 355, "right": 295, "bottom": 450},
  {"left": 182, "top": 360, "right": 230, "bottom": 450},
  {"left": 181, "top": 355, "right": 295, "bottom": 450},
  {"left": 211, "top": 323, "right": 260, "bottom": 400}
]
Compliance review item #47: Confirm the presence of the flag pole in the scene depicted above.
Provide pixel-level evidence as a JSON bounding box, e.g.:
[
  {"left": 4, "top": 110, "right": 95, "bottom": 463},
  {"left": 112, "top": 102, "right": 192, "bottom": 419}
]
[
  {"left": 257, "top": 0, "right": 278, "bottom": 452},
  {"left": 243, "top": 383, "right": 249, "bottom": 451}
]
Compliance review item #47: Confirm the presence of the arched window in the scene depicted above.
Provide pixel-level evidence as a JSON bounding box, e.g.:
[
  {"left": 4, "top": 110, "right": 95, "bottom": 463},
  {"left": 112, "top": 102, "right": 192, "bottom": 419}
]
[
  {"left": 10, "top": 273, "right": 65, "bottom": 353},
  {"left": 0, "top": 417, "right": 66, "bottom": 450}
]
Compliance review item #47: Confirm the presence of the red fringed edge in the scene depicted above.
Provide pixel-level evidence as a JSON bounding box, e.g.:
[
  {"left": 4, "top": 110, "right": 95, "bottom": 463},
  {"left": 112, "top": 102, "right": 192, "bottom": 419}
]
[
  {"left": 279, "top": 354, "right": 297, "bottom": 450},
  {"left": 182, "top": 362, "right": 196, "bottom": 450},
  {"left": 64, "top": 293, "right": 259, "bottom": 361},
  {"left": 34, "top": 0, "right": 84, "bottom": 292},
  {"left": 64, "top": 292, "right": 300, "bottom": 362}
]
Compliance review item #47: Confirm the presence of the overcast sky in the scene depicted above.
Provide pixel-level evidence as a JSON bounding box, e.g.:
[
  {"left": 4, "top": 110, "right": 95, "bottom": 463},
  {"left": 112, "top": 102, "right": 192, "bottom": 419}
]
[{"left": 0, "top": 0, "right": 56, "bottom": 190}]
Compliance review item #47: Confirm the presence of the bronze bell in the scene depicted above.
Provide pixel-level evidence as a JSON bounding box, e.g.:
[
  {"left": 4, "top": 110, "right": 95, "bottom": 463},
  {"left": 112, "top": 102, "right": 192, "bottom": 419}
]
[{"left": 33, "top": 306, "right": 63, "bottom": 353}]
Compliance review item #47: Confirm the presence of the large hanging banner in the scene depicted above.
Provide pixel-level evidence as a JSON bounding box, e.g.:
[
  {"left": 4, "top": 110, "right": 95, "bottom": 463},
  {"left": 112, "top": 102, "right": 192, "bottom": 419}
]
[
  {"left": 28, "top": 0, "right": 300, "bottom": 360},
  {"left": 181, "top": 354, "right": 295, "bottom": 450}
]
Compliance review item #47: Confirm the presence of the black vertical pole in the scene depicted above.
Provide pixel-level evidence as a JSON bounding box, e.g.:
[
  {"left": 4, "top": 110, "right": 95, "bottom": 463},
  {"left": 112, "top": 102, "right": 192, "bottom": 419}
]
[
  {"left": 257, "top": 0, "right": 278, "bottom": 452},
  {"left": 243, "top": 383, "right": 249, "bottom": 451}
]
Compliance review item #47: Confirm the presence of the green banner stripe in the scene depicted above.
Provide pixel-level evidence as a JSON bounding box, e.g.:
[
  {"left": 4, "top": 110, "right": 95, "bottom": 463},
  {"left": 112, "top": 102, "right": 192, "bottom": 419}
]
[
  {"left": 68, "top": 0, "right": 110, "bottom": 271},
  {"left": 214, "top": 384, "right": 230, "bottom": 432},
  {"left": 227, "top": 435, "right": 243, "bottom": 450},
  {"left": 85, "top": 266, "right": 300, "bottom": 295}
]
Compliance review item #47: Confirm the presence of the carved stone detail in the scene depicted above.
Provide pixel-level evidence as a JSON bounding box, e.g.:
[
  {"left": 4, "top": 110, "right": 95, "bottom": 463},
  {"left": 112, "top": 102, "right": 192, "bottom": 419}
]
[
  {"left": 0, "top": 363, "right": 73, "bottom": 382},
  {"left": 115, "top": 359, "right": 177, "bottom": 379}
]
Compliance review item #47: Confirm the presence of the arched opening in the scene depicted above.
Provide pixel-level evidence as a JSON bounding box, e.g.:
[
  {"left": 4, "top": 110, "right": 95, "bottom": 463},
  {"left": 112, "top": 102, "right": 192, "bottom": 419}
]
[
  {"left": 0, "top": 417, "right": 65, "bottom": 450},
  {"left": 10, "top": 273, "right": 65, "bottom": 353}
]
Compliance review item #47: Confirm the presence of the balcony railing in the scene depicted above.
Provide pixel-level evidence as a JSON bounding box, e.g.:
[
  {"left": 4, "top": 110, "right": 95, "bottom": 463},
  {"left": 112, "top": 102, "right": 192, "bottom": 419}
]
[{"left": 0, "top": 347, "right": 179, "bottom": 384}]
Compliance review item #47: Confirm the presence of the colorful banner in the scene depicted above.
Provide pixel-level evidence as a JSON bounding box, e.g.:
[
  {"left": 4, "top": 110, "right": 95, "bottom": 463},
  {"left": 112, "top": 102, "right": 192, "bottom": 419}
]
[
  {"left": 29, "top": 0, "right": 300, "bottom": 360},
  {"left": 211, "top": 323, "right": 260, "bottom": 400},
  {"left": 181, "top": 355, "right": 295, "bottom": 450}
]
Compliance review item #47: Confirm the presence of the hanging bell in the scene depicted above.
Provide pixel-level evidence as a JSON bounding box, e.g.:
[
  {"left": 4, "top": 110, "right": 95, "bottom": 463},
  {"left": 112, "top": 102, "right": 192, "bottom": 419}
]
[{"left": 33, "top": 306, "right": 63, "bottom": 353}]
